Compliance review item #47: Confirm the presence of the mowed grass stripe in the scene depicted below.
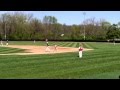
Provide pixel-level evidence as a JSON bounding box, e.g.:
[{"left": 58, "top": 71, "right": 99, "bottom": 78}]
[
  {"left": 57, "top": 42, "right": 66, "bottom": 46},
  {"left": 0, "top": 49, "right": 25, "bottom": 54},
  {"left": 0, "top": 47, "right": 26, "bottom": 54},
  {"left": 0, "top": 62, "right": 118, "bottom": 78},
  {"left": 0, "top": 42, "right": 120, "bottom": 78},
  {"left": 60, "top": 42, "right": 70, "bottom": 47},
  {"left": 72, "top": 42, "right": 78, "bottom": 48},
  {"left": 10, "top": 41, "right": 35, "bottom": 45},
  {"left": 76, "top": 43, "right": 80, "bottom": 48},
  {"left": 3, "top": 63, "right": 120, "bottom": 79},
  {"left": 0, "top": 52, "right": 77, "bottom": 64},
  {"left": 63, "top": 42, "right": 73, "bottom": 47},
  {"left": 1, "top": 55, "right": 119, "bottom": 73},
  {"left": 68, "top": 42, "right": 76, "bottom": 47},
  {"left": 1, "top": 51, "right": 120, "bottom": 71},
  {"left": 66, "top": 42, "right": 74, "bottom": 47},
  {"left": 0, "top": 47, "right": 13, "bottom": 51},
  {"left": 0, "top": 53, "right": 120, "bottom": 78},
  {"left": 75, "top": 42, "right": 79, "bottom": 47},
  {"left": 9, "top": 41, "right": 78, "bottom": 48},
  {"left": 84, "top": 70, "right": 120, "bottom": 79},
  {"left": 0, "top": 57, "right": 119, "bottom": 78},
  {"left": 60, "top": 42, "right": 69, "bottom": 46},
  {"left": 85, "top": 42, "right": 99, "bottom": 49},
  {"left": 50, "top": 63, "right": 120, "bottom": 79},
  {"left": 0, "top": 47, "right": 118, "bottom": 64},
  {"left": 82, "top": 42, "right": 93, "bottom": 49},
  {"left": 0, "top": 47, "right": 21, "bottom": 52}
]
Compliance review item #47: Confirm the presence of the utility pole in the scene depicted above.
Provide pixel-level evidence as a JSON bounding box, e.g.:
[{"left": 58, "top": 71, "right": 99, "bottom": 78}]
[
  {"left": 5, "top": 22, "right": 6, "bottom": 40},
  {"left": 83, "top": 12, "right": 86, "bottom": 40}
]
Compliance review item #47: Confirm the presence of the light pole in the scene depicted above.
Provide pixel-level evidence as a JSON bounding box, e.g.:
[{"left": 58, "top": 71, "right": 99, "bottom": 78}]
[
  {"left": 83, "top": 12, "right": 86, "bottom": 40},
  {"left": 5, "top": 22, "right": 6, "bottom": 40}
]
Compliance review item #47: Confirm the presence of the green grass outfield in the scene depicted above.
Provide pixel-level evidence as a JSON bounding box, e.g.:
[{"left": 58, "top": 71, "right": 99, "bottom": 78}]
[{"left": 0, "top": 41, "right": 120, "bottom": 79}]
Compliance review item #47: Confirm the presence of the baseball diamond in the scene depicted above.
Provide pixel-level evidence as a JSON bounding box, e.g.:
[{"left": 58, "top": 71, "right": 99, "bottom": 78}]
[{"left": 0, "top": 11, "right": 120, "bottom": 79}]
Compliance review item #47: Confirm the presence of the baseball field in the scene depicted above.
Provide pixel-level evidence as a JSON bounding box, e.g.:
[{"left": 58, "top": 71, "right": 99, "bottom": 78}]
[{"left": 0, "top": 41, "right": 120, "bottom": 79}]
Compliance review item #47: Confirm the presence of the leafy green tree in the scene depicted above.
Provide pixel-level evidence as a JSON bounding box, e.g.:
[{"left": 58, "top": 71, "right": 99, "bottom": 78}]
[{"left": 106, "top": 24, "right": 120, "bottom": 40}]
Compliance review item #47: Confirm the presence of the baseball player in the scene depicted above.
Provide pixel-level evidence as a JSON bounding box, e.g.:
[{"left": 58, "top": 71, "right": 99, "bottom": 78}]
[
  {"left": 1, "top": 40, "right": 3, "bottom": 46},
  {"left": 54, "top": 44, "right": 57, "bottom": 52},
  {"left": 114, "top": 40, "right": 115, "bottom": 45},
  {"left": 45, "top": 39, "right": 50, "bottom": 52},
  {"left": 6, "top": 40, "right": 8, "bottom": 46},
  {"left": 79, "top": 45, "right": 83, "bottom": 58},
  {"left": 46, "top": 38, "right": 48, "bottom": 42},
  {"left": 34, "top": 40, "right": 36, "bottom": 43}
]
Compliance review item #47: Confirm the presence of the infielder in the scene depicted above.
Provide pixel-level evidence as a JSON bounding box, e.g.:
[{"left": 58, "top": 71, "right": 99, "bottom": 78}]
[
  {"left": 54, "top": 45, "right": 57, "bottom": 52},
  {"left": 6, "top": 40, "right": 8, "bottom": 46},
  {"left": 46, "top": 38, "right": 48, "bottom": 42},
  {"left": 79, "top": 45, "right": 83, "bottom": 58},
  {"left": 45, "top": 39, "right": 50, "bottom": 52},
  {"left": 34, "top": 40, "right": 36, "bottom": 43},
  {"left": 1, "top": 40, "right": 3, "bottom": 46}
]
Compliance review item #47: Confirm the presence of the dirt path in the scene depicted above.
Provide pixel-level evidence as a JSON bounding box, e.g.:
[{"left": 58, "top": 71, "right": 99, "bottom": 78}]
[{"left": 0, "top": 45, "right": 93, "bottom": 55}]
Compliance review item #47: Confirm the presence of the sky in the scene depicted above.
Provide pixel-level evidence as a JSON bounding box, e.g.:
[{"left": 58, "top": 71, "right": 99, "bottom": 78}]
[{"left": 0, "top": 11, "right": 120, "bottom": 25}]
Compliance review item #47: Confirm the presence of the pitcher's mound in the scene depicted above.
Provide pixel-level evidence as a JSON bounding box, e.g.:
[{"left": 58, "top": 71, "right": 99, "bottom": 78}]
[{"left": 0, "top": 45, "right": 93, "bottom": 55}]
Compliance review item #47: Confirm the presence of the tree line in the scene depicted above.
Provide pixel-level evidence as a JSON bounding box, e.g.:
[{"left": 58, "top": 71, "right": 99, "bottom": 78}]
[{"left": 0, "top": 12, "right": 120, "bottom": 41}]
